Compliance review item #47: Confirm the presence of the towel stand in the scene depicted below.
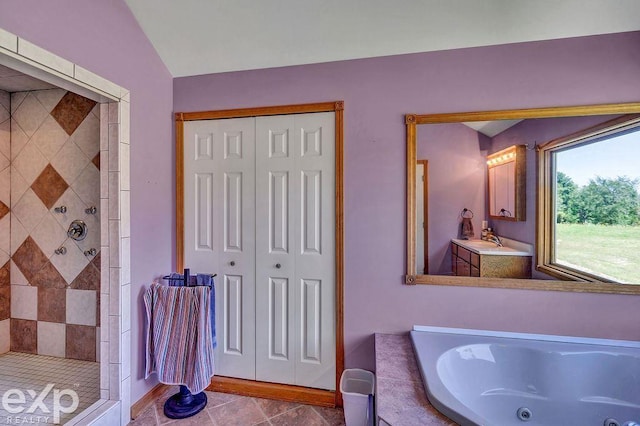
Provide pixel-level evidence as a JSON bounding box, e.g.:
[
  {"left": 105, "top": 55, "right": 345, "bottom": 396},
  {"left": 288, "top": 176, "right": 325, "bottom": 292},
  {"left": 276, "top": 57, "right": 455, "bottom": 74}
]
[{"left": 161, "top": 268, "right": 213, "bottom": 420}]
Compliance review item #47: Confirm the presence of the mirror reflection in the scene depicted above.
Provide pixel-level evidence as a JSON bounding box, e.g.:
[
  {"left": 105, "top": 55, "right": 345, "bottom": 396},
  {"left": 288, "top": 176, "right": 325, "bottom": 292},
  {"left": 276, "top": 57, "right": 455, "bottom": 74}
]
[{"left": 411, "top": 110, "right": 640, "bottom": 284}]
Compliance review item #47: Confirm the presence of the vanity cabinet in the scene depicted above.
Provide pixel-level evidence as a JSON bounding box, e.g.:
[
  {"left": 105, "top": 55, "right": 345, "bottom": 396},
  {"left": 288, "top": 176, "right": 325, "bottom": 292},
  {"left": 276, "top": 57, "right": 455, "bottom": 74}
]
[
  {"left": 487, "top": 144, "right": 526, "bottom": 221},
  {"left": 451, "top": 241, "right": 532, "bottom": 278}
]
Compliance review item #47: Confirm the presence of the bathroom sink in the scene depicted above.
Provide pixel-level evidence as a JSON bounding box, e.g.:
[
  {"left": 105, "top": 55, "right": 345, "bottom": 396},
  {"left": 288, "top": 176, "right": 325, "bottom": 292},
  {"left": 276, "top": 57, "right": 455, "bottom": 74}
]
[{"left": 451, "top": 238, "right": 533, "bottom": 256}]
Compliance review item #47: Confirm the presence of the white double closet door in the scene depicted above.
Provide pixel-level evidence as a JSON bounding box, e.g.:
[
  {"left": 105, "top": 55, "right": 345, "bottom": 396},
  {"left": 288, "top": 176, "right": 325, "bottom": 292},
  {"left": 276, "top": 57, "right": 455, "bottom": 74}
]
[{"left": 183, "top": 112, "right": 336, "bottom": 390}]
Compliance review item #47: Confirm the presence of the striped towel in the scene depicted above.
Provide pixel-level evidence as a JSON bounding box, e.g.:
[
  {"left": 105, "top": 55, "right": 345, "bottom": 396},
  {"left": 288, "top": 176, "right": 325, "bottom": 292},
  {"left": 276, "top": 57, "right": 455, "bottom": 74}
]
[{"left": 144, "top": 282, "right": 215, "bottom": 393}]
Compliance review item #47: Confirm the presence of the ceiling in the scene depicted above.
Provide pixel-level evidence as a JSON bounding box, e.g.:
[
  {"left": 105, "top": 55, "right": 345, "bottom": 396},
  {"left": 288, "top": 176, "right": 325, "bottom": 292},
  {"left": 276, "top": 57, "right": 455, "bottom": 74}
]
[
  {"left": 0, "top": 64, "right": 57, "bottom": 92},
  {"left": 125, "top": 0, "right": 640, "bottom": 77}
]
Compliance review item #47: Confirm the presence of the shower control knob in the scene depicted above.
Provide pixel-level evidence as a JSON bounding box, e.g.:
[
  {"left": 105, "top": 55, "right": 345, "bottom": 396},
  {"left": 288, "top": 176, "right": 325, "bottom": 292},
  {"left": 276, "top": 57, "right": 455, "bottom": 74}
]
[{"left": 275, "top": 263, "right": 281, "bottom": 269}]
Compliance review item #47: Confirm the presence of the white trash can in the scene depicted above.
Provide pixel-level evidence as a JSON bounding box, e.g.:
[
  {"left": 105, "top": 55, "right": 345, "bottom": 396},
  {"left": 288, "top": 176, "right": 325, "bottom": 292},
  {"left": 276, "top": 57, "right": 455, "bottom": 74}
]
[{"left": 340, "top": 368, "right": 375, "bottom": 426}]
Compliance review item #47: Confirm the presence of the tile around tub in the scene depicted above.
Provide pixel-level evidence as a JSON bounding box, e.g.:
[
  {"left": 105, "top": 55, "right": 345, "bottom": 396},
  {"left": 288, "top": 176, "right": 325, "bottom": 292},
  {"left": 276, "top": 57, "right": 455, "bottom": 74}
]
[
  {"left": 66, "top": 289, "right": 97, "bottom": 326},
  {"left": 12, "top": 236, "right": 49, "bottom": 282},
  {"left": 37, "top": 321, "right": 66, "bottom": 357}
]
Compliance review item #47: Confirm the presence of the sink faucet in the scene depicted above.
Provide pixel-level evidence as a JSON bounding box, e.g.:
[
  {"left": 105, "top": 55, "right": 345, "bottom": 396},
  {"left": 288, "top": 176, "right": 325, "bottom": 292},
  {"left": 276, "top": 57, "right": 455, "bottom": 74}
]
[{"left": 487, "top": 234, "right": 503, "bottom": 247}]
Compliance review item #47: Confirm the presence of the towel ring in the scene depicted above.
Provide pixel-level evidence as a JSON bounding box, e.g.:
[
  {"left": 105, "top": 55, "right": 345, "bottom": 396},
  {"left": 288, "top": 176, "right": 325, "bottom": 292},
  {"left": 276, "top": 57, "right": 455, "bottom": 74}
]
[
  {"left": 499, "top": 208, "right": 512, "bottom": 217},
  {"left": 461, "top": 208, "right": 474, "bottom": 219}
]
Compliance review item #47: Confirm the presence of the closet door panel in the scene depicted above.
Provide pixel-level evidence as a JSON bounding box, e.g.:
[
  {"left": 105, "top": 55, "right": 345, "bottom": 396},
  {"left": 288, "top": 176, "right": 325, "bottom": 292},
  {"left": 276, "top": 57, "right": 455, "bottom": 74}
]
[
  {"left": 294, "top": 112, "right": 335, "bottom": 390},
  {"left": 184, "top": 118, "right": 256, "bottom": 380},
  {"left": 255, "top": 115, "right": 296, "bottom": 384}
]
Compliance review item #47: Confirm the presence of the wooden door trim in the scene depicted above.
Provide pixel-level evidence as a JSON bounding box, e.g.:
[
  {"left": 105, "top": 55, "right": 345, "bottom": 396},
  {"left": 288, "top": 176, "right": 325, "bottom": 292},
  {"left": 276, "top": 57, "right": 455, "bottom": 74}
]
[
  {"left": 175, "top": 101, "right": 345, "bottom": 407},
  {"left": 207, "top": 376, "right": 335, "bottom": 407}
]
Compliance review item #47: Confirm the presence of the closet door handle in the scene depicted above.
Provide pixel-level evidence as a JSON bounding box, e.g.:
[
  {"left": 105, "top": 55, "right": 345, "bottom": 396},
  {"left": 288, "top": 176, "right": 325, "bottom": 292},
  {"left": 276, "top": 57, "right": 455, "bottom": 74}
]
[
  {"left": 230, "top": 261, "right": 235, "bottom": 266},
  {"left": 275, "top": 263, "right": 281, "bottom": 269}
]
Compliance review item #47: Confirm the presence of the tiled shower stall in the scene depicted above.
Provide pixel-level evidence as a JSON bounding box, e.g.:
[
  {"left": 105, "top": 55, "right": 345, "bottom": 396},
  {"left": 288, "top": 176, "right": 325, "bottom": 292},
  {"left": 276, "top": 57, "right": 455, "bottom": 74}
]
[
  {"left": 0, "top": 86, "right": 102, "bottom": 422},
  {"left": 1, "top": 87, "right": 100, "bottom": 360}
]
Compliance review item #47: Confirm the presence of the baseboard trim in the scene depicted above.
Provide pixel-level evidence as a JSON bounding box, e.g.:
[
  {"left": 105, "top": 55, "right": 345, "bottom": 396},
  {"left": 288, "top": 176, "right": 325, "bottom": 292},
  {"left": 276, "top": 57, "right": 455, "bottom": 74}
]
[
  {"left": 206, "top": 376, "right": 337, "bottom": 408},
  {"left": 130, "top": 382, "right": 169, "bottom": 419}
]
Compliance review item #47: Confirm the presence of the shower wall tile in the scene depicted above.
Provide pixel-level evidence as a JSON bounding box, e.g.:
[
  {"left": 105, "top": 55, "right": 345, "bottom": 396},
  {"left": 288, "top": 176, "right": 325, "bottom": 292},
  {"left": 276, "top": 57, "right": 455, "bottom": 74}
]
[
  {"left": 66, "top": 289, "right": 97, "bottom": 326},
  {"left": 9, "top": 219, "right": 28, "bottom": 257},
  {"left": 37, "top": 321, "right": 65, "bottom": 357},
  {"left": 0, "top": 319, "right": 9, "bottom": 353},
  {"left": 9, "top": 89, "right": 101, "bottom": 361},
  {"left": 9, "top": 165, "right": 28, "bottom": 206},
  {"left": 9, "top": 119, "right": 28, "bottom": 161},
  {"left": 11, "top": 188, "right": 47, "bottom": 232},
  {"left": 66, "top": 324, "right": 96, "bottom": 361},
  {"left": 12, "top": 236, "right": 48, "bottom": 281},
  {"left": 13, "top": 141, "right": 48, "bottom": 185},
  {"left": 9, "top": 261, "right": 27, "bottom": 286},
  {"left": 71, "top": 113, "right": 100, "bottom": 160},
  {"left": 31, "top": 213, "right": 66, "bottom": 257},
  {"left": 51, "top": 139, "right": 89, "bottom": 184},
  {"left": 37, "top": 287, "right": 66, "bottom": 323},
  {"left": 10, "top": 318, "right": 37, "bottom": 353},
  {"left": 50, "top": 241, "right": 89, "bottom": 284},
  {"left": 0, "top": 168, "right": 9, "bottom": 205},
  {"left": 12, "top": 92, "right": 48, "bottom": 137},
  {"left": 51, "top": 92, "right": 97, "bottom": 136},
  {"left": 31, "top": 115, "right": 68, "bottom": 160},
  {"left": 31, "top": 164, "right": 68, "bottom": 209},
  {"left": 33, "top": 89, "right": 65, "bottom": 113},
  {"left": 10, "top": 284, "right": 37, "bottom": 320},
  {"left": 31, "top": 262, "right": 67, "bottom": 289},
  {"left": 73, "top": 163, "right": 100, "bottom": 207},
  {"left": 71, "top": 255, "right": 100, "bottom": 290}
]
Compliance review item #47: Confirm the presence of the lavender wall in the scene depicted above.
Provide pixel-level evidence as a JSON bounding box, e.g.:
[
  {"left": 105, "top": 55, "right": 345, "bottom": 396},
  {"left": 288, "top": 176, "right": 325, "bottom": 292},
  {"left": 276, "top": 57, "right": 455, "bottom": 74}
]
[
  {"left": 417, "top": 123, "right": 488, "bottom": 274},
  {"left": 0, "top": 1, "right": 173, "bottom": 402},
  {"left": 175, "top": 32, "right": 640, "bottom": 371}
]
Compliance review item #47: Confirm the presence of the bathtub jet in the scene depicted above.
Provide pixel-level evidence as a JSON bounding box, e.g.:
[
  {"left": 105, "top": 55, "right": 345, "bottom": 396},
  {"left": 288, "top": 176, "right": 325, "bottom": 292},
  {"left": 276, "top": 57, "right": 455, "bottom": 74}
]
[{"left": 410, "top": 326, "right": 640, "bottom": 426}]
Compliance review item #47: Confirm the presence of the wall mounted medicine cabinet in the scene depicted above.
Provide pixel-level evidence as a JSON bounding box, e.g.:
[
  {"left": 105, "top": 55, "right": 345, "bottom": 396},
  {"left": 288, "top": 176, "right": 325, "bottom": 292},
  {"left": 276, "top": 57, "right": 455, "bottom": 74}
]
[{"left": 487, "top": 144, "right": 526, "bottom": 221}]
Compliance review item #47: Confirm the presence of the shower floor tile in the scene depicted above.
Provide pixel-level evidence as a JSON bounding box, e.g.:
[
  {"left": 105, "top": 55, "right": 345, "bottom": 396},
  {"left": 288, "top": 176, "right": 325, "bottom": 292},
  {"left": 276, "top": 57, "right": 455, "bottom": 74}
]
[{"left": 0, "top": 351, "right": 99, "bottom": 424}]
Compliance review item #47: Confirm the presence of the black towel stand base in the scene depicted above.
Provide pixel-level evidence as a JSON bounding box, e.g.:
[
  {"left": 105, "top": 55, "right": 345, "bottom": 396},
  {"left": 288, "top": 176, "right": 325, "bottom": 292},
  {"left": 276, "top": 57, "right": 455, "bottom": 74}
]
[{"left": 163, "top": 385, "right": 207, "bottom": 419}]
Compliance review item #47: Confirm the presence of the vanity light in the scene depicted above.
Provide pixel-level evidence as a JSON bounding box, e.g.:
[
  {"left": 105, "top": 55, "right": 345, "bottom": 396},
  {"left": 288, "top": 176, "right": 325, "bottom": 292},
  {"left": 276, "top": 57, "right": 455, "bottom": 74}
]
[{"left": 487, "top": 144, "right": 526, "bottom": 222}]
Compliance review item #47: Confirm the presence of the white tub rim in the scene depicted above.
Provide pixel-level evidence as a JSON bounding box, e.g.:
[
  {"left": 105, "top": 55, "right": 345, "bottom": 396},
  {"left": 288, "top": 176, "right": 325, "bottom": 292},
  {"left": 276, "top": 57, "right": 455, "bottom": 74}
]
[{"left": 412, "top": 325, "right": 640, "bottom": 349}]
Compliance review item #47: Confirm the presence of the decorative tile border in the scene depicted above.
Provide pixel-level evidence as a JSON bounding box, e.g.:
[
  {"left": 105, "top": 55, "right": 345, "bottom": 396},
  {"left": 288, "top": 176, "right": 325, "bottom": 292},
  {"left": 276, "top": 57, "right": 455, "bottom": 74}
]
[{"left": 0, "top": 27, "right": 131, "bottom": 425}]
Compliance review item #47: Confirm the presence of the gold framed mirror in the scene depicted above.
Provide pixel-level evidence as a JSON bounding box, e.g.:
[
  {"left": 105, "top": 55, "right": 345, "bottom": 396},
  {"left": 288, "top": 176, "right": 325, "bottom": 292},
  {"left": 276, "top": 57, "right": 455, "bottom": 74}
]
[{"left": 405, "top": 102, "right": 640, "bottom": 295}]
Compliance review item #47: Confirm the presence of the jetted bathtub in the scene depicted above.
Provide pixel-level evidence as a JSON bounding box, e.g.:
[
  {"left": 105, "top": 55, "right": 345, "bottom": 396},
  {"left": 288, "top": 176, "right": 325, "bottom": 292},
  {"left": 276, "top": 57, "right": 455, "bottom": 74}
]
[{"left": 410, "top": 326, "right": 640, "bottom": 426}]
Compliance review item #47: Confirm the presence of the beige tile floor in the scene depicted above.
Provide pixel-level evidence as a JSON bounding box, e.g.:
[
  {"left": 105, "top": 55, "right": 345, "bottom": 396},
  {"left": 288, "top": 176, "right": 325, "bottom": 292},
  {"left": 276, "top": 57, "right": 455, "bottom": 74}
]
[{"left": 130, "top": 386, "right": 346, "bottom": 426}]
